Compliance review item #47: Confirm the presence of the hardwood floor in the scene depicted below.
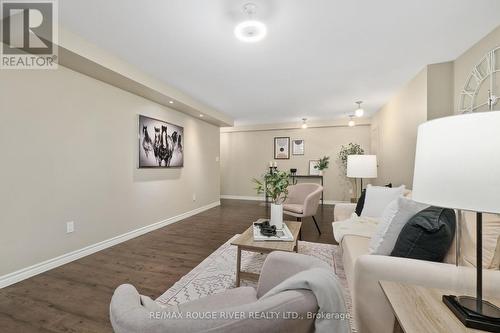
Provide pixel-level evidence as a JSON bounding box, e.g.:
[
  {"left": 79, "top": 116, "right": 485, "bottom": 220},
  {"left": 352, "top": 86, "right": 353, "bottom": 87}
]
[{"left": 0, "top": 199, "right": 335, "bottom": 333}]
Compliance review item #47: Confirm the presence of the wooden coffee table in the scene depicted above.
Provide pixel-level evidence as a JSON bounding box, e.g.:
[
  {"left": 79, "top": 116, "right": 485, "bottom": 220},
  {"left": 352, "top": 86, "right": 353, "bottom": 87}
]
[{"left": 231, "top": 221, "right": 302, "bottom": 287}]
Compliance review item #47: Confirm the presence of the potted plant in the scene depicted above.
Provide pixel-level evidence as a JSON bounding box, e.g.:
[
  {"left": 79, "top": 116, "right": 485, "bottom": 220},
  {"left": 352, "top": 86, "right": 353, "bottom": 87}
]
[
  {"left": 314, "top": 156, "right": 330, "bottom": 175},
  {"left": 252, "top": 170, "right": 290, "bottom": 230},
  {"left": 338, "top": 143, "right": 365, "bottom": 202}
]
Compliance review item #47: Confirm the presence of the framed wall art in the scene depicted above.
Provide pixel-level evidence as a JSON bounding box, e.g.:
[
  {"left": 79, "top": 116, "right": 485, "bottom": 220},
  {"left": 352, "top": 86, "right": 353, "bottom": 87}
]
[
  {"left": 309, "top": 160, "right": 320, "bottom": 175},
  {"left": 292, "top": 139, "right": 305, "bottom": 155},
  {"left": 274, "top": 137, "right": 290, "bottom": 159},
  {"left": 139, "top": 115, "right": 184, "bottom": 168}
]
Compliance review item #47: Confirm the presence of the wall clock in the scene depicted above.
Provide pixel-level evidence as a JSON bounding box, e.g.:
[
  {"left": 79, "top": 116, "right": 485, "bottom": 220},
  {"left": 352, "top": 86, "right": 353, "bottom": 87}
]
[{"left": 459, "top": 46, "right": 500, "bottom": 113}]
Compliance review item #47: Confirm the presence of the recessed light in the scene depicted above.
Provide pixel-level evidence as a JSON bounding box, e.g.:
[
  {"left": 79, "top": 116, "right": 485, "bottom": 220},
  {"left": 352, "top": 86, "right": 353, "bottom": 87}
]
[
  {"left": 169, "top": 100, "right": 174, "bottom": 104},
  {"left": 199, "top": 114, "right": 204, "bottom": 117}
]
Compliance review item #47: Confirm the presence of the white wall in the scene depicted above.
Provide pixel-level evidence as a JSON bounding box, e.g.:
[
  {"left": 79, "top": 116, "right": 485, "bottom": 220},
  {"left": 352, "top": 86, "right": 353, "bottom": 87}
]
[
  {"left": 220, "top": 125, "right": 371, "bottom": 202},
  {"left": 0, "top": 66, "right": 221, "bottom": 276},
  {"left": 370, "top": 68, "right": 428, "bottom": 188}
]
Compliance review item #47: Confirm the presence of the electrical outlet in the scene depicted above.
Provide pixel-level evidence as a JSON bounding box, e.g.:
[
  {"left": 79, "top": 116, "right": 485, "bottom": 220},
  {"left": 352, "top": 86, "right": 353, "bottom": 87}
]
[
  {"left": 192, "top": 193, "right": 196, "bottom": 202},
  {"left": 66, "top": 221, "right": 74, "bottom": 234}
]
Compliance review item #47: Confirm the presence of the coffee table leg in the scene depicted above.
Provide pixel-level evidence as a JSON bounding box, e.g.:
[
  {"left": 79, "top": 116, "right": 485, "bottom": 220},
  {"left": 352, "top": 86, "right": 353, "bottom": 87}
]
[{"left": 236, "top": 247, "right": 241, "bottom": 287}]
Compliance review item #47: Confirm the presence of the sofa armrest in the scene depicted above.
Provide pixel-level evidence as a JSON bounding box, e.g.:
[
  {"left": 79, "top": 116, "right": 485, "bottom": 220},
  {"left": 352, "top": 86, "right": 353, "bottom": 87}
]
[
  {"left": 353, "top": 254, "right": 500, "bottom": 333},
  {"left": 256, "top": 251, "right": 330, "bottom": 298},
  {"left": 334, "top": 203, "right": 356, "bottom": 221}
]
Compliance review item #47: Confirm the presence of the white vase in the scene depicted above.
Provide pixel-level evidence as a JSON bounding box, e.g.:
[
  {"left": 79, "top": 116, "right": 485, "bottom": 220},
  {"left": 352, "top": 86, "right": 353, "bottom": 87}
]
[
  {"left": 318, "top": 170, "right": 323, "bottom": 176},
  {"left": 270, "top": 203, "right": 283, "bottom": 230}
]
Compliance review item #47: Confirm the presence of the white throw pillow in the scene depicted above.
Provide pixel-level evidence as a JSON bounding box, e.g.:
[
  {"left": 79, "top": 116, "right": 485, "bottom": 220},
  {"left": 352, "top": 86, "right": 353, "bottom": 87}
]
[
  {"left": 361, "top": 184, "right": 405, "bottom": 218},
  {"left": 369, "top": 197, "right": 429, "bottom": 255}
]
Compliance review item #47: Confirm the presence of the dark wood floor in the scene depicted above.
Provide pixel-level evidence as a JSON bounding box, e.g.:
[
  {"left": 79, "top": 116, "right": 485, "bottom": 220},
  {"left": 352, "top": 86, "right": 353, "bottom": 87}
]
[{"left": 0, "top": 199, "right": 335, "bottom": 333}]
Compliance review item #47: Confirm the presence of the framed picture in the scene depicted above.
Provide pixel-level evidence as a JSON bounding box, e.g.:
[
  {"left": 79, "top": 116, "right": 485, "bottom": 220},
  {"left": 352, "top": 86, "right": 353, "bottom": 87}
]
[
  {"left": 309, "top": 160, "right": 320, "bottom": 175},
  {"left": 274, "top": 137, "right": 290, "bottom": 159},
  {"left": 292, "top": 139, "right": 305, "bottom": 155},
  {"left": 139, "top": 115, "right": 184, "bottom": 168}
]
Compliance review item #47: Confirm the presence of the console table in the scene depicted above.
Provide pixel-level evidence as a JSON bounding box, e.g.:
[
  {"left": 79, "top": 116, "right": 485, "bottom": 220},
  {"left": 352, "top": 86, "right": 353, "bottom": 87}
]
[{"left": 265, "top": 175, "right": 324, "bottom": 205}]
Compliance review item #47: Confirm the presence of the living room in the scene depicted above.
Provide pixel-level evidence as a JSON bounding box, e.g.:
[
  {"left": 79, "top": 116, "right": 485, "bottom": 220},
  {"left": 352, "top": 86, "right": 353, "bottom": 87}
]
[{"left": 1, "top": 1, "right": 500, "bottom": 332}]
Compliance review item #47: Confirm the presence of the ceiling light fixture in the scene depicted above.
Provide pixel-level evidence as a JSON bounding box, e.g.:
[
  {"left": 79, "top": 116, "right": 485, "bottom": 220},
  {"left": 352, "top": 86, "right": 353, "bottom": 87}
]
[
  {"left": 234, "top": 3, "right": 267, "bottom": 43},
  {"left": 355, "top": 101, "right": 364, "bottom": 118},
  {"left": 199, "top": 114, "right": 204, "bottom": 117},
  {"left": 169, "top": 100, "right": 174, "bottom": 104},
  {"left": 348, "top": 116, "right": 356, "bottom": 127},
  {"left": 301, "top": 118, "right": 308, "bottom": 129}
]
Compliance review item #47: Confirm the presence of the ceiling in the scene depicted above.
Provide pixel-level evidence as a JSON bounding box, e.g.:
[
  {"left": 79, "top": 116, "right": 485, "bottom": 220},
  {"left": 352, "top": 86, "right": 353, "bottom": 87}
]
[{"left": 59, "top": 0, "right": 500, "bottom": 126}]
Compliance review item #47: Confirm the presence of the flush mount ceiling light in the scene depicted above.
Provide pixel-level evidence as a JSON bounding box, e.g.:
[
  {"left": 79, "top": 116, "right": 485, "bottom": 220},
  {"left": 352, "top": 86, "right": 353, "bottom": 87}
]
[
  {"left": 234, "top": 3, "right": 267, "bottom": 43},
  {"left": 355, "top": 101, "right": 364, "bottom": 118},
  {"left": 301, "top": 118, "right": 308, "bottom": 129},
  {"left": 348, "top": 116, "right": 356, "bottom": 127}
]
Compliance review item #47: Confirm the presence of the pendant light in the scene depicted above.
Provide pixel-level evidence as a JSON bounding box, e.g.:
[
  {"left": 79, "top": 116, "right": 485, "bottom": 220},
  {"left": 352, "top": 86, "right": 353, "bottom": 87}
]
[
  {"left": 355, "top": 101, "right": 364, "bottom": 118},
  {"left": 234, "top": 3, "right": 267, "bottom": 43},
  {"left": 348, "top": 116, "right": 356, "bottom": 127},
  {"left": 301, "top": 118, "right": 308, "bottom": 129}
]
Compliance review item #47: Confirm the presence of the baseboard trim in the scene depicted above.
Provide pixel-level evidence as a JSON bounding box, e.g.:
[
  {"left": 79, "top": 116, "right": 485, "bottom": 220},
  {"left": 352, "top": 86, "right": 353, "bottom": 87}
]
[
  {"left": 220, "top": 195, "right": 346, "bottom": 205},
  {"left": 0, "top": 201, "right": 221, "bottom": 289}
]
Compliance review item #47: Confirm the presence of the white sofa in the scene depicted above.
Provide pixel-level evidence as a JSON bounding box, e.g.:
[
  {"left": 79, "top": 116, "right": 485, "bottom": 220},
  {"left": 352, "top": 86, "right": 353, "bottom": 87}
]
[{"left": 333, "top": 203, "right": 500, "bottom": 333}]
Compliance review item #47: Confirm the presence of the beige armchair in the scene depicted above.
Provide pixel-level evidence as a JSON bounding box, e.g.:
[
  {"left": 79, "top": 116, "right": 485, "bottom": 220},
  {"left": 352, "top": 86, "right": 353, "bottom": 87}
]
[
  {"left": 110, "top": 251, "right": 330, "bottom": 333},
  {"left": 283, "top": 183, "right": 323, "bottom": 234}
]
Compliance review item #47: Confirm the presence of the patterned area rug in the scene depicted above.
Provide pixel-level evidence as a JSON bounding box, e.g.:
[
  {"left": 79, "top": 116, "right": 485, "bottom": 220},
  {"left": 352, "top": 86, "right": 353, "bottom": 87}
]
[{"left": 156, "top": 235, "right": 355, "bottom": 330}]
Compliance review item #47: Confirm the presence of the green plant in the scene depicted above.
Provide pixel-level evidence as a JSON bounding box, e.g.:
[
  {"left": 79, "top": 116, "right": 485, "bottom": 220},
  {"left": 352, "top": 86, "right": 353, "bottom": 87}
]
[
  {"left": 252, "top": 170, "right": 290, "bottom": 204},
  {"left": 338, "top": 143, "right": 365, "bottom": 171},
  {"left": 314, "top": 156, "right": 330, "bottom": 171}
]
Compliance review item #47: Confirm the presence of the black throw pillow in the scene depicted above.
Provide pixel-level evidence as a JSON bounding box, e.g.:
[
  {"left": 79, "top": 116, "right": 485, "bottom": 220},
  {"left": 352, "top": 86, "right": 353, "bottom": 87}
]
[
  {"left": 355, "top": 183, "right": 393, "bottom": 216},
  {"left": 390, "top": 207, "right": 456, "bottom": 262}
]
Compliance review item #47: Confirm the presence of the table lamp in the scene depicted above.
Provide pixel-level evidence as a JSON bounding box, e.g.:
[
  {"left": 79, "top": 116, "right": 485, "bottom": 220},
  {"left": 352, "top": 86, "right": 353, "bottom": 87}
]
[
  {"left": 412, "top": 111, "right": 500, "bottom": 331},
  {"left": 347, "top": 155, "right": 377, "bottom": 199}
]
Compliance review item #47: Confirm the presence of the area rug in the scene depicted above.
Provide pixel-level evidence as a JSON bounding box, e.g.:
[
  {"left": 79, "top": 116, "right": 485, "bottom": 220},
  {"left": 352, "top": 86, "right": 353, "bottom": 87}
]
[{"left": 156, "top": 235, "right": 355, "bottom": 330}]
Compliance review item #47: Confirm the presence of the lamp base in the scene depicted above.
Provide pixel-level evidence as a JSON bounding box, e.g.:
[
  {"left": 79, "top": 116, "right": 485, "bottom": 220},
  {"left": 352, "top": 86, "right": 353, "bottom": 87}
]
[{"left": 443, "top": 295, "right": 500, "bottom": 332}]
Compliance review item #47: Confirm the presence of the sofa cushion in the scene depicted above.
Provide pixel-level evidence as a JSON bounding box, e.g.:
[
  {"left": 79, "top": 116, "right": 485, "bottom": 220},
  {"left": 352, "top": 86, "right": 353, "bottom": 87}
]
[
  {"left": 361, "top": 185, "right": 405, "bottom": 218},
  {"left": 355, "top": 183, "right": 393, "bottom": 216},
  {"left": 461, "top": 211, "right": 500, "bottom": 269},
  {"left": 283, "top": 203, "right": 303, "bottom": 214},
  {"left": 391, "top": 207, "right": 456, "bottom": 262},
  {"left": 369, "top": 197, "right": 429, "bottom": 255}
]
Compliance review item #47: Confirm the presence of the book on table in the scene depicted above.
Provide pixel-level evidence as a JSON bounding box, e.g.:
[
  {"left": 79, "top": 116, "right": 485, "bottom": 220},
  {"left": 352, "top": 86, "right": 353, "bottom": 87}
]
[{"left": 252, "top": 219, "right": 294, "bottom": 241}]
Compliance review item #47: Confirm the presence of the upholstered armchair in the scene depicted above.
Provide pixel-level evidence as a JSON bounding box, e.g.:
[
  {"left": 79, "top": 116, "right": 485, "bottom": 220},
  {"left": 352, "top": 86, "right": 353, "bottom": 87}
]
[
  {"left": 110, "top": 251, "right": 330, "bottom": 333},
  {"left": 283, "top": 183, "right": 323, "bottom": 234}
]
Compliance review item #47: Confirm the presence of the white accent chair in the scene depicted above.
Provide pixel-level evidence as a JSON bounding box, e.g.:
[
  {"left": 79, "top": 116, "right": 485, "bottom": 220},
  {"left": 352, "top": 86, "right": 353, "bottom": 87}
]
[{"left": 283, "top": 183, "right": 323, "bottom": 234}]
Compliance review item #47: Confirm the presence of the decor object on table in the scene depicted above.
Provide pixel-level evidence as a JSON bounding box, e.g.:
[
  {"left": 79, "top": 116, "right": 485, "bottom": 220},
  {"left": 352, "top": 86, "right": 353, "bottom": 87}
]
[
  {"left": 458, "top": 47, "right": 499, "bottom": 113},
  {"left": 313, "top": 156, "right": 330, "bottom": 176},
  {"left": 253, "top": 169, "right": 290, "bottom": 230},
  {"left": 347, "top": 154, "right": 377, "bottom": 199},
  {"left": 412, "top": 111, "right": 500, "bottom": 331},
  {"left": 308, "top": 160, "right": 320, "bottom": 175},
  {"left": 274, "top": 137, "right": 290, "bottom": 159},
  {"left": 292, "top": 139, "right": 305, "bottom": 155},
  {"left": 283, "top": 183, "right": 323, "bottom": 234},
  {"left": 289, "top": 168, "right": 297, "bottom": 176},
  {"left": 253, "top": 219, "right": 294, "bottom": 241},
  {"left": 138, "top": 115, "right": 184, "bottom": 168}
]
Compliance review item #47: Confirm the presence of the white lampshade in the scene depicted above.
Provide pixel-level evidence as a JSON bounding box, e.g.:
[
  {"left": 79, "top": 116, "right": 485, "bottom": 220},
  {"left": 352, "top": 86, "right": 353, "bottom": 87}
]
[
  {"left": 347, "top": 155, "right": 377, "bottom": 178},
  {"left": 413, "top": 111, "right": 500, "bottom": 214}
]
